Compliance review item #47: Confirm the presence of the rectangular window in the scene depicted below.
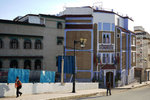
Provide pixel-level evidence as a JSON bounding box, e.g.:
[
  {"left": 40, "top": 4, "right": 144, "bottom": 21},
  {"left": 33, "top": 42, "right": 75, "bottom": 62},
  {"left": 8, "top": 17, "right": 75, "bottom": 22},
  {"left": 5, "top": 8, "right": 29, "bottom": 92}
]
[
  {"left": 98, "top": 54, "right": 101, "bottom": 63},
  {"left": 103, "top": 54, "right": 106, "bottom": 64},
  {"left": 57, "top": 37, "right": 64, "bottom": 45},
  {"left": 133, "top": 52, "right": 135, "bottom": 63},
  {"left": 102, "top": 53, "right": 112, "bottom": 64},
  {"left": 111, "top": 54, "right": 114, "bottom": 64},
  {"left": 133, "top": 37, "right": 135, "bottom": 46}
]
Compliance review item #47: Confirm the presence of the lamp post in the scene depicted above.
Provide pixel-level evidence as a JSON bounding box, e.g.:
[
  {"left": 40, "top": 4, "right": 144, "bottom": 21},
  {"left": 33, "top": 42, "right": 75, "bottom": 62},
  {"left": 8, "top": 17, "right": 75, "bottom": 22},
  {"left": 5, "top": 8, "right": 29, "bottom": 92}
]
[{"left": 72, "top": 38, "right": 87, "bottom": 93}]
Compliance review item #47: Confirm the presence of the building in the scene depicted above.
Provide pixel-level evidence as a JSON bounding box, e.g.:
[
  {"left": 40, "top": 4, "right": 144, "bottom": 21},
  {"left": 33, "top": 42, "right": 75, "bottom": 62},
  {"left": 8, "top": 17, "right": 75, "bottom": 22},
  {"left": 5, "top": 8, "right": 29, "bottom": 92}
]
[
  {"left": 0, "top": 14, "right": 65, "bottom": 72},
  {"left": 134, "top": 26, "right": 150, "bottom": 82},
  {"left": 60, "top": 6, "right": 136, "bottom": 87}
]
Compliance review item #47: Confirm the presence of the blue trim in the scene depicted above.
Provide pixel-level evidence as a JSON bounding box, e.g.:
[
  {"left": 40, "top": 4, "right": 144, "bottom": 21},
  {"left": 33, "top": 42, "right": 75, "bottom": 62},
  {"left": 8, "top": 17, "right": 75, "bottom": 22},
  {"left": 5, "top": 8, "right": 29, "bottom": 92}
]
[
  {"left": 126, "top": 33, "right": 128, "bottom": 76},
  {"left": 103, "top": 23, "right": 111, "bottom": 31},
  {"left": 65, "top": 23, "right": 92, "bottom": 25},
  {"left": 91, "top": 30, "right": 94, "bottom": 80},
  {"left": 117, "top": 27, "right": 122, "bottom": 72},
  {"left": 77, "top": 70, "right": 91, "bottom": 72},
  {"left": 112, "top": 23, "right": 115, "bottom": 31},
  {"left": 66, "top": 17, "right": 92, "bottom": 20},
  {"left": 98, "top": 22, "right": 102, "bottom": 31},
  {"left": 104, "top": 75, "right": 106, "bottom": 87},
  {"left": 129, "top": 32, "right": 131, "bottom": 69},
  {"left": 65, "top": 49, "right": 92, "bottom": 52},
  {"left": 124, "top": 19, "right": 128, "bottom": 30},
  {"left": 65, "top": 29, "right": 94, "bottom": 81},
  {"left": 65, "top": 29, "right": 93, "bottom": 31}
]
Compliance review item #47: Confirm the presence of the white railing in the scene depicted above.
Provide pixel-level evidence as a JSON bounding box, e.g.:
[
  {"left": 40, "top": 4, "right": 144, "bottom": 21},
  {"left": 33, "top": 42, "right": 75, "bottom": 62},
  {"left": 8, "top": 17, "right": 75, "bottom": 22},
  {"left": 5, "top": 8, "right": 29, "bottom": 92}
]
[{"left": 99, "top": 44, "right": 115, "bottom": 51}]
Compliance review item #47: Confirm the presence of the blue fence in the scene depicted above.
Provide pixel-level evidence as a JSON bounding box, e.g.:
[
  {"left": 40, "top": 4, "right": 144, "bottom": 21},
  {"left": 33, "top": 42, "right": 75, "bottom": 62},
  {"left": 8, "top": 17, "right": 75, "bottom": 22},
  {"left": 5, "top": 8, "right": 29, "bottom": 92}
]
[
  {"left": 0, "top": 68, "right": 55, "bottom": 83},
  {"left": 58, "top": 56, "right": 75, "bottom": 74}
]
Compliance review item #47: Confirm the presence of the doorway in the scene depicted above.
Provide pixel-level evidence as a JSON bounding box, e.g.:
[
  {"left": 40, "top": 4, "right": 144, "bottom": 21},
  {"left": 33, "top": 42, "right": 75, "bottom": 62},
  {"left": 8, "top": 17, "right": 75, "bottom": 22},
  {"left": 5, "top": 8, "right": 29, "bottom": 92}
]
[{"left": 106, "top": 72, "right": 113, "bottom": 87}]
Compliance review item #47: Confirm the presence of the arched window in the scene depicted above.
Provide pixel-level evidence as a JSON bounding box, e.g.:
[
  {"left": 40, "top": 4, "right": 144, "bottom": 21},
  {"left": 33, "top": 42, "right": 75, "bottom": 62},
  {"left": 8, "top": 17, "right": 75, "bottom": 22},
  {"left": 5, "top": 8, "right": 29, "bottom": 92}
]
[
  {"left": 10, "top": 60, "right": 18, "bottom": 68},
  {"left": 35, "top": 40, "right": 42, "bottom": 49},
  {"left": 0, "top": 60, "right": 2, "bottom": 68},
  {"left": 57, "top": 22, "right": 63, "bottom": 29},
  {"left": 10, "top": 39, "right": 19, "bottom": 49},
  {"left": 0, "top": 39, "right": 3, "bottom": 49},
  {"left": 34, "top": 60, "right": 41, "bottom": 70},
  {"left": 24, "top": 60, "right": 31, "bottom": 70},
  {"left": 107, "top": 35, "right": 109, "bottom": 43},
  {"left": 103, "top": 35, "right": 106, "bottom": 43},
  {"left": 24, "top": 40, "right": 32, "bottom": 49}
]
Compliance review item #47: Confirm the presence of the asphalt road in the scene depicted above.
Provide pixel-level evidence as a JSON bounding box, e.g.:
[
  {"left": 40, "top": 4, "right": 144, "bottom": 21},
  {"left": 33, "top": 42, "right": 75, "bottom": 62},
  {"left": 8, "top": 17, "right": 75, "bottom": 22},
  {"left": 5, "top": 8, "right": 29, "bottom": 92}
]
[{"left": 75, "top": 85, "right": 150, "bottom": 100}]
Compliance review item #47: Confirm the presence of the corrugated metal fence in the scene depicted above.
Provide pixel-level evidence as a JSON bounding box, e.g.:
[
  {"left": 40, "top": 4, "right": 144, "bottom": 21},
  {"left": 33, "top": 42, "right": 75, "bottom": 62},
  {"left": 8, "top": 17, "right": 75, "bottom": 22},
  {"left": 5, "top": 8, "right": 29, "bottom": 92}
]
[{"left": 0, "top": 68, "right": 55, "bottom": 83}]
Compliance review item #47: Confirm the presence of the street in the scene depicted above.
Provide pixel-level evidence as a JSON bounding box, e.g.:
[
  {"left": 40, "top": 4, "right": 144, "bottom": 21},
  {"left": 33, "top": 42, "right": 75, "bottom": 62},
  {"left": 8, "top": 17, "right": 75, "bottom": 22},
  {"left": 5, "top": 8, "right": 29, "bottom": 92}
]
[{"left": 75, "top": 85, "right": 150, "bottom": 100}]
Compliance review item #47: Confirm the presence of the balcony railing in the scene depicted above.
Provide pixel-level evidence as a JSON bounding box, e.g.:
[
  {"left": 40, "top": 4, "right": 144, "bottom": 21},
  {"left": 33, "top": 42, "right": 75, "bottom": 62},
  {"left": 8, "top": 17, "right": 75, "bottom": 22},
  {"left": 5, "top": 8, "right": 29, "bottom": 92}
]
[{"left": 99, "top": 44, "right": 114, "bottom": 51}]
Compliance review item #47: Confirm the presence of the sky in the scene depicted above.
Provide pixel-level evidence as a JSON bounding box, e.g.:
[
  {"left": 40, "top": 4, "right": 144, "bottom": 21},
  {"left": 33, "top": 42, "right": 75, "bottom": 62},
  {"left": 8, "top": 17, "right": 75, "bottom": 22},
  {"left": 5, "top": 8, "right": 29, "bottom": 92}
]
[{"left": 0, "top": 0, "right": 150, "bottom": 32}]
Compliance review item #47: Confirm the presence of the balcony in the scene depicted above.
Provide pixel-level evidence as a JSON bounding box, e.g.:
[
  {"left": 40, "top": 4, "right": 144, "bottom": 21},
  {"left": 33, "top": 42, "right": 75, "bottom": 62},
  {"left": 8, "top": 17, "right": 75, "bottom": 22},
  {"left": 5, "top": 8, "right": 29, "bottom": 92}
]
[{"left": 99, "top": 44, "right": 115, "bottom": 51}]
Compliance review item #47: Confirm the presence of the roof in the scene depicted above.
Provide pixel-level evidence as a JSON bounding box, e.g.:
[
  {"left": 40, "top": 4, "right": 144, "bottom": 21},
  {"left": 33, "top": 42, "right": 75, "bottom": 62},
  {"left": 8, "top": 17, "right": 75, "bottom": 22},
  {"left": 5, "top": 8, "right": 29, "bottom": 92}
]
[
  {"left": 117, "top": 26, "right": 135, "bottom": 34},
  {"left": 0, "top": 19, "right": 45, "bottom": 27},
  {"left": 39, "top": 14, "right": 65, "bottom": 19},
  {"left": 62, "top": 15, "right": 93, "bottom": 17},
  {"left": 101, "top": 64, "right": 116, "bottom": 70}
]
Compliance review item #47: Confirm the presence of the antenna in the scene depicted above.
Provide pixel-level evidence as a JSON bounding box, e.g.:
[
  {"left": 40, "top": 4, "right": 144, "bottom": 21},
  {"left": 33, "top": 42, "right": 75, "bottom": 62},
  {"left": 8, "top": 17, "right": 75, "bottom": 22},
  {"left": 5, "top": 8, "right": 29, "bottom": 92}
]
[{"left": 93, "top": 1, "right": 103, "bottom": 10}]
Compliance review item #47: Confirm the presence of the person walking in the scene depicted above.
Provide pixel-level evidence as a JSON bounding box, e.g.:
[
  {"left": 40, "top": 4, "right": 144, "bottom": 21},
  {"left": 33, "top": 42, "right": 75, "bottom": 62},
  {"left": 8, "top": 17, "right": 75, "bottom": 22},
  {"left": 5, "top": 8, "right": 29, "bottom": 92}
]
[
  {"left": 15, "top": 76, "right": 22, "bottom": 98},
  {"left": 106, "top": 82, "right": 111, "bottom": 96}
]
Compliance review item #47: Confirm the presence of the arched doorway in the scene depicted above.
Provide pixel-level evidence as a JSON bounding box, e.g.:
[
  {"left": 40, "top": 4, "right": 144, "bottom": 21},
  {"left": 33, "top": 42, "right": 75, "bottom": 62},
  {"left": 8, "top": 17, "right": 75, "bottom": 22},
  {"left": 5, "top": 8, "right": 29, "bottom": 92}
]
[{"left": 106, "top": 72, "right": 113, "bottom": 87}]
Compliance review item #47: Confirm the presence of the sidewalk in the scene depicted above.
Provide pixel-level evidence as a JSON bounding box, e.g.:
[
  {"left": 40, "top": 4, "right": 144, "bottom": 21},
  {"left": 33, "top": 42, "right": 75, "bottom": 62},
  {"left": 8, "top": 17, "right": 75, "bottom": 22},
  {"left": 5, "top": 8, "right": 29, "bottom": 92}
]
[
  {"left": 0, "top": 89, "right": 106, "bottom": 100},
  {"left": 116, "top": 81, "right": 150, "bottom": 89},
  {"left": 0, "top": 81, "right": 150, "bottom": 100}
]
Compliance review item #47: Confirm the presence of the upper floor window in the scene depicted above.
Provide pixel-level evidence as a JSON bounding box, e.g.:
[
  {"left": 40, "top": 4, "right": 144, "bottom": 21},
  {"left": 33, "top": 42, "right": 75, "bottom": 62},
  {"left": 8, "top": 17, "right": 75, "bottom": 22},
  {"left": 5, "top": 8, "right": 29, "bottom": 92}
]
[
  {"left": 103, "top": 54, "right": 106, "bottom": 64},
  {"left": 24, "top": 60, "right": 31, "bottom": 70},
  {"left": 35, "top": 40, "right": 42, "bottom": 49},
  {"left": 111, "top": 54, "right": 114, "bottom": 64},
  {"left": 24, "top": 40, "right": 32, "bottom": 49},
  {"left": 133, "top": 52, "right": 136, "bottom": 63},
  {"left": 102, "top": 53, "right": 113, "bottom": 64},
  {"left": 103, "top": 33, "right": 111, "bottom": 44},
  {"left": 10, "top": 39, "right": 19, "bottom": 49},
  {"left": 57, "top": 22, "right": 63, "bottom": 29},
  {"left": 34, "top": 60, "right": 41, "bottom": 70},
  {"left": 132, "top": 37, "right": 136, "bottom": 46},
  {"left": 10, "top": 60, "right": 18, "bottom": 68},
  {"left": 0, "top": 39, "right": 3, "bottom": 49},
  {"left": 0, "top": 60, "right": 2, "bottom": 68},
  {"left": 57, "top": 37, "right": 64, "bottom": 45}
]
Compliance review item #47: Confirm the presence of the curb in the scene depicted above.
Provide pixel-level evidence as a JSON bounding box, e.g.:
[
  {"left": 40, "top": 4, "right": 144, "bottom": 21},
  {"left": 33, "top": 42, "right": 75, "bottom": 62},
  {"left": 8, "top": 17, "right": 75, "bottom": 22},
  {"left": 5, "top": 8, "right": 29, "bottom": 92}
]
[{"left": 48, "top": 91, "right": 106, "bottom": 100}]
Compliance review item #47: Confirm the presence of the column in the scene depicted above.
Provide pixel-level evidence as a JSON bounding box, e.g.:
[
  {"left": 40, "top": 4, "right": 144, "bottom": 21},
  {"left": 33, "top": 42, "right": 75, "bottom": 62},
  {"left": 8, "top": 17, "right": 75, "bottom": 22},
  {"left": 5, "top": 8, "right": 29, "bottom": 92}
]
[{"left": 104, "top": 70, "right": 106, "bottom": 88}]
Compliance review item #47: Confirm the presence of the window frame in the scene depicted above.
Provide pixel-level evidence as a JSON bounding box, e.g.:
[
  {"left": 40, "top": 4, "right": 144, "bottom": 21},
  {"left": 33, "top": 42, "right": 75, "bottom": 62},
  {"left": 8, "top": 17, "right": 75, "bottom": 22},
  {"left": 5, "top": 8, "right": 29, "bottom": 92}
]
[
  {"left": 35, "top": 40, "right": 42, "bottom": 49},
  {"left": 24, "top": 60, "right": 31, "bottom": 69},
  {"left": 102, "top": 33, "right": 111, "bottom": 44},
  {"left": 10, "top": 39, "right": 19, "bottom": 49},
  {"left": 24, "top": 39, "right": 32, "bottom": 49},
  {"left": 10, "top": 60, "right": 18, "bottom": 68},
  {"left": 34, "top": 59, "right": 42, "bottom": 70},
  {"left": 57, "top": 37, "right": 64, "bottom": 45},
  {"left": 0, "top": 39, "right": 3, "bottom": 49}
]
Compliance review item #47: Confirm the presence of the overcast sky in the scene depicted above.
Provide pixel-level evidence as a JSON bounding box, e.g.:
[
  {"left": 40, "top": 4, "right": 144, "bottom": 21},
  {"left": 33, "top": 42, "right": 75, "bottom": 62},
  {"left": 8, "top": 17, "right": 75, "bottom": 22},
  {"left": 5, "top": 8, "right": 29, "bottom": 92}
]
[{"left": 0, "top": 0, "right": 150, "bottom": 32}]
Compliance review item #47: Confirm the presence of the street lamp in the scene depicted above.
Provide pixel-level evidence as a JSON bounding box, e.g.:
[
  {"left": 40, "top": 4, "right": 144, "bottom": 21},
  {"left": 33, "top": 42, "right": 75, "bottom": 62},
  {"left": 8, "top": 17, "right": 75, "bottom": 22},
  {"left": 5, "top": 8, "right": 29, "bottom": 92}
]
[{"left": 72, "top": 38, "right": 87, "bottom": 93}]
